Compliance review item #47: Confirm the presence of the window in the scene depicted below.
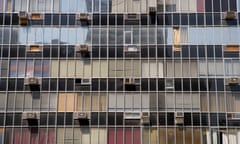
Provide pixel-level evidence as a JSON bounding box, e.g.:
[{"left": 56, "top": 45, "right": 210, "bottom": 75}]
[
  {"left": 6, "top": 128, "right": 55, "bottom": 144},
  {"left": 157, "top": 0, "right": 198, "bottom": 12},
  {"left": 166, "top": 60, "right": 198, "bottom": 77},
  {"left": 18, "top": 27, "right": 90, "bottom": 45},
  {"left": 111, "top": 0, "right": 148, "bottom": 13},
  {"left": 0, "top": 0, "right": 3, "bottom": 12},
  {"left": 58, "top": 93, "right": 77, "bottom": 112},
  {"left": 76, "top": 93, "right": 106, "bottom": 111},
  {"left": 92, "top": 60, "right": 108, "bottom": 78},
  {"left": 0, "top": 60, "right": 7, "bottom": 77},
  {"left": 238, "top": 0, "right": 240, "bottom": 12},
  {"left": 142, "top": 128, "right": 158, "bottom": 144},
  {"left": 108, "top": 128, "right": 140, "bottom": 144},
  {"left": 222, "top": 130, "right": 240, "bottom": 144},
  {"left": 15, "top": 0, "right": 55, "bottom": 12},
  {"left": 225, "top": 59, "right": 240, "bottom": 76},
  {"left": 7, "top": 93, "right": 57, "bottom": 111},
  {"left": 0, "top": 128, "right": 3, "bottom": 144},
  {"left": 199, "top": 60, "right": 226, "bottom": 77},
  {"left": 0, "top": 93, "right": 5, "bottom": 111},
  {"left": 164, "top": 92, "right": 200, "bottom": 111},
  {"left": 10, "top": 60, "right": 49, "bottom": 77},
  {"left": 109, "top": 60, "right": 140, "bottom": 78},
  {"left": 108, "top": 93, "right": 149, "bottom": 112},
  {"left": 124, "top": 31, "right": 133, "bottom": 45},
  {"left": 173, "top": 27, "right": 188, "bottom": 46},
  {"left": 142, "top": 60, "right": 164, "bottom": 78},
  {"left": 57, "top": 128, "right": 106, "bottom": 144}
]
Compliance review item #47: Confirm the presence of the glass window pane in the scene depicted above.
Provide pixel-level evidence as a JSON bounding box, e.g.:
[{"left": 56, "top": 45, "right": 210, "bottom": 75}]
[{"left": 58, "top": 93, "right": 76, "bottom": 112}]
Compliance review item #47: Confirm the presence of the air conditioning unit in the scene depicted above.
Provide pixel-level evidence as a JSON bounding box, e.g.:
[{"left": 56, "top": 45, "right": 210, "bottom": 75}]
[
  {"left": 225, "top": 78, "right": 240, "bottom": 85},
  {"left": 26, "top": 45, "right": 42, "bottom": 52},
  {"left": 24, "top": 77, "right": 40, "bottom": 86},
  {"left": 175, "top": 112, "right": 184, "bottom": 125},
  {"left": 76, "top": 13, "right": 91, "bottom": 21},
  {"left": 124, "top": 112, "right": 141, "bottom": 119},
  {"left": 174, "top": 46, "right": 182, "bottom": 52},
  {"left": 223, "top": 11, "right": 236, "bottom": 20},
  {"left": 22, "top": 112, "right": 39, "bottom": 120},
  {"left": 124, "top": 13, "right": 140, "bottom": 20},
  {"left": 124, "top": 46, "right": 139, "bottom": 53},
  {"left": 227, "top": 113, "right": 240, "bottom": 120},
  {"left": 124, "top": 78, "right": 140, "bottom": 85},
  {"left": 149, "top": 7, "right": 156, "bottom": 14},
  {"left": 30, "top": 13, "right": 43, "bottom": 20},
  {"left": 19, "top": 11, "right": 28, "bottom": 19},
  {"left": 19, "top": 11, "right": 28, "bottom": 25},
  {"left": 75, "top": 45, "right": 89, "bottom": 53},
  {"left": 141, "top": 112, "right": 150, "bottom": 125},
  {"left": 81, "top": 78, "right": 91, "bottom": 85},
  {"left": 73, "top": 112, "right": 90, "bottom": 120}
]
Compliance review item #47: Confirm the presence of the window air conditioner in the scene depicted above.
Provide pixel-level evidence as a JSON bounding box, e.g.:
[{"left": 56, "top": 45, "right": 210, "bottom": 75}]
[
  {"left": 124, "top": 78, "right": 140, "bottom": 85},
  {"left": 19, "top": 11, "right": 28, "bottom": 19},
  {"left": 81, "top": 78, "right": 91, "bottom": 85},
  {"left": 225, "top": 78, "right": 240, "bottom": 85},
  {"left": 141, "top": 112, "right": 150, "bottom": 125},
  {"left": 175, "top": 112, "right": 184, "bottom": 125},
  {"left": 149, "top": 7, "right": 156, "bottom": 14},
  {"left": 30, "top": 13, "right": 43, "bottom": 20},
  {"left": 75, "top": 45, "right": 89, "bottom": 53},
  {"left": 27, "top": 45, "right": 42, "bottom": 52},
  {"left": 73, "top": 112, "right": 90, "bottom": 120},
  {"left": 124, "top": 46, "right": 139, "bottom": 52},
  {"left": 124, "top": 112, "right": 141, "bottom": 119},
  {"left": 124, "top": 13, "right": 140, "bottom": 20},
  {"left": 22, "top": 112, "right": 39, "bottom": 120},
  {"left": 24, "top": 77, "right": 40, "bottom": 86},
  {"left": 227, "top": 113, "right": 240, "bottom": 120},
  {"left": 19, "top": 11, "right": 28, "bottom": 25},
  {"left": 223, "top": 11, "right": 236, "bottom": 20},
  {"left": 76, "top": 13, "right": 91, "bottom": 21}
]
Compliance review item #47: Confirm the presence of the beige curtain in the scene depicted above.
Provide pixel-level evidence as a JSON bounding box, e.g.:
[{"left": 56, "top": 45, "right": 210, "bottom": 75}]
[
  {"left": 159, "top": 128, "right": 167, "bottom": 144},
  {"left": 51, "top": 60, "right": 59, "bottom": 77},
  {"left": 91, "top": 93, "right": 106, "bottom": 111},
  {"left": 91, "top": 128, "right": 107, "bottom": 144},
  {"left": 58, "top": 93, "right": 76, "bottom": 112},
  {"left": 92, "top": 60, "right": 108, "bottom": 78},
  {"left": 111, "top": 0, "right": 148, "bottom": 13},
  {"left": 201, "top": 92, "right": 208, "bottom": 111},
  {"left": 76, "top": 93, "right": 90, "bottom": 111}
]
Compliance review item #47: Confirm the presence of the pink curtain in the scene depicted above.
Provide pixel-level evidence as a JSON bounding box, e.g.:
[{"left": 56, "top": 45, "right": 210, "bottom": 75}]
[
  {"left": 125, "top": 128, "right": 140, "bottom": 144},
  {"left": 108, "top": 128, "right": 140, "bottom": 144},
  {"left": 108, "top": 128, "right": 124, "bottom": 144},
  {"left": 9, "top": 128, "right": 55, "bottom": 144},
  {"left": 197, "top": 0, "right": 204, "bottom": 12}
]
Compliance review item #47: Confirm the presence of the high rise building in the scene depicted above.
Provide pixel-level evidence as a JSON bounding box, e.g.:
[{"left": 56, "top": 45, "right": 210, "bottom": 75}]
[{"left": 0, "top": 0, "right": 240, "bottom": 143}]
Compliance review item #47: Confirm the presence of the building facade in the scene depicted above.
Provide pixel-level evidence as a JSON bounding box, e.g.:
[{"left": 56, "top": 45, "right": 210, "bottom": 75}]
[{"left": 0, "top": 0, "right": 240, "bottom": 143}]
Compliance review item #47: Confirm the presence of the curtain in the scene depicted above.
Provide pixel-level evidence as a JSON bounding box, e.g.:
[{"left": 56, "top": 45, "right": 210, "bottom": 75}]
[
  {"left": 92, "top": 60, "right": 108, "bottom": 78},
  {"left": 8, "top": 128, "right": 55, "bottom": 144},
  {"left": 142, "top": 61, "right": 164, "bottom": 78},
  {"left": 91, "top": 93, "right": 106, "bottom": 111},
  {"left": 51, "top": 60, "right": 59, "bottom": 77},
  {"left": 58, "top": 93, "right": 76, "bottom": 112},
  {"left": 159, "top": 128, "right": 167, "bottom": 144},
  {"left": 76, "top": 93, "right": 91, "bottom": 111},
  {"left": 91, "top": 128, "right": 107, "bottom": 144}
]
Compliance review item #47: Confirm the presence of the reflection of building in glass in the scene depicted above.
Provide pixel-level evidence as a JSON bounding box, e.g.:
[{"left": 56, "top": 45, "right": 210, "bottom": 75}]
[{"left": 0, "top": 0, "right": 240, "bottom": 143}]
